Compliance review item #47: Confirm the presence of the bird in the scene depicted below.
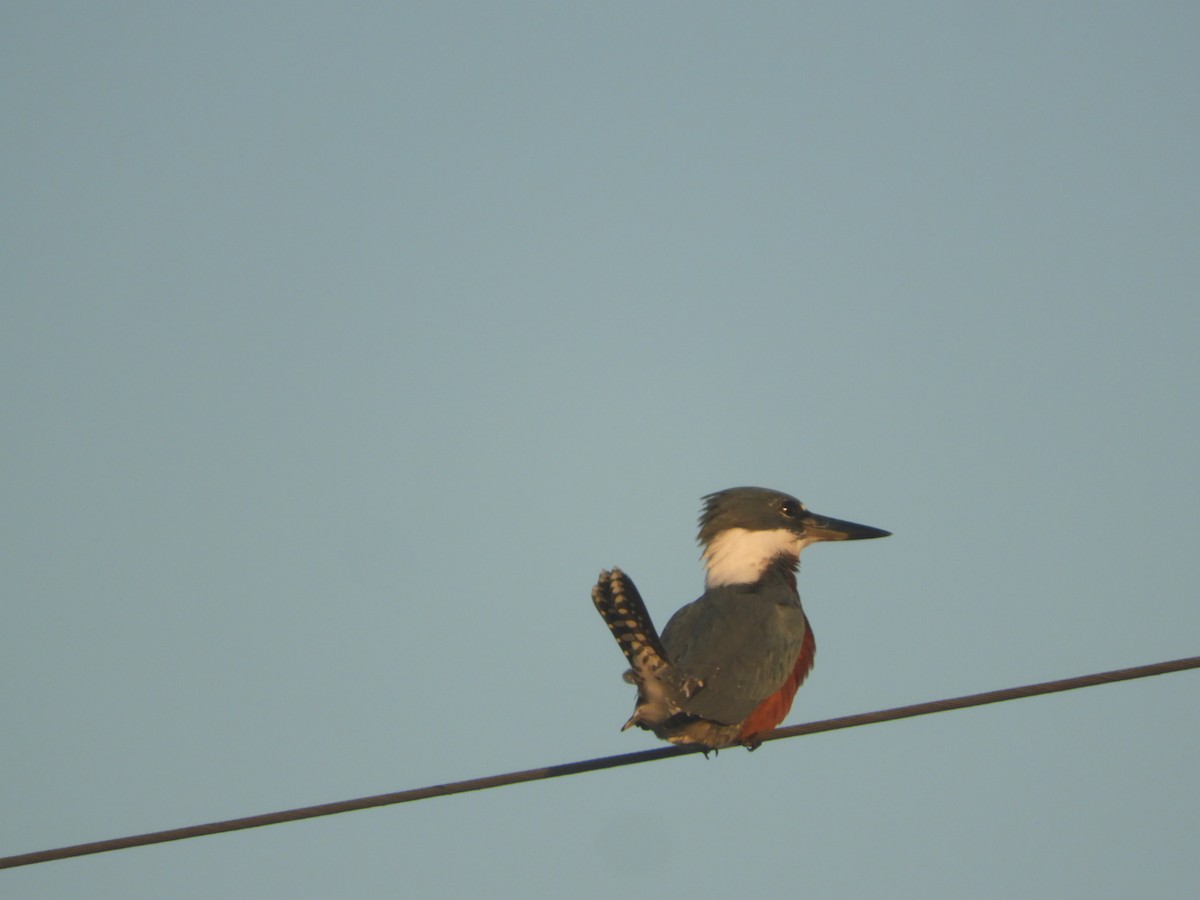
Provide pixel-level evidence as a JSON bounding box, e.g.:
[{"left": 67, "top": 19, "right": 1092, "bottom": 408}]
[{"left": 591, "top": 486, "right": 889, "bottom": 750}]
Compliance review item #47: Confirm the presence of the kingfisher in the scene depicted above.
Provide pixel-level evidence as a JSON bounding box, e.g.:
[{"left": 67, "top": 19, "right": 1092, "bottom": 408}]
[{"left": 592, "top": 486, "right": 890, "bottom": 750}]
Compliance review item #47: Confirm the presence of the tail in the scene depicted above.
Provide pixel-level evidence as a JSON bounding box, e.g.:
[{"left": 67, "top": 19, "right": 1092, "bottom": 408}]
[
  {"left": 591, "top": 568, "right": 738, "bottom": 748},
  {"left": 591, "top": 568, "right": 676, "bottom": 730},
  {"left": 591, "top": 568, "right": 670, "bottom": 678}
]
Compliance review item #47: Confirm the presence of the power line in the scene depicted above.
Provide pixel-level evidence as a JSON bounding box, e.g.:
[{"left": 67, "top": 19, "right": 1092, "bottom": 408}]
[{"left": 2, "top": 654, "right": 1196, "bottom": 871}]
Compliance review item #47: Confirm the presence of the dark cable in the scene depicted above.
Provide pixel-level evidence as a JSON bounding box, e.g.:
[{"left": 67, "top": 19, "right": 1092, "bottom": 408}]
[{"left": 2, "top": 655, "right": 1196, "bottom": 870}]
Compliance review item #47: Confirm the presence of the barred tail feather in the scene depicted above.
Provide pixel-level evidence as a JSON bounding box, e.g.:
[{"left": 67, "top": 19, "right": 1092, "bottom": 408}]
[
  {"left": 591, "top": 568, "right": 669, "bottom": 672},
  {"left": 592, "top": 568, "right": 682, "bottom": 731}
]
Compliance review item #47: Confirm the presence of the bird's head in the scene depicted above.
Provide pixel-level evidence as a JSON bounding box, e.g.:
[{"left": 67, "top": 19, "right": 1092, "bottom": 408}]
[{"left": 698, "top": 486, "right": 890, "bottom": 588}]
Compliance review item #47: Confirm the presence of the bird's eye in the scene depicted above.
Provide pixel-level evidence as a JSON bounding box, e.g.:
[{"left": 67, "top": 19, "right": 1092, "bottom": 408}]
[{"left": 780, "top": 499, "right": 804, "bottom": 518}]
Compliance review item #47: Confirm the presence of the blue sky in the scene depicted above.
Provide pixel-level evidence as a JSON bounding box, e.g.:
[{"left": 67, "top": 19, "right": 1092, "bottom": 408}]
[{"left": 4, "top": 4, "right": 1198, "bottom": 897}]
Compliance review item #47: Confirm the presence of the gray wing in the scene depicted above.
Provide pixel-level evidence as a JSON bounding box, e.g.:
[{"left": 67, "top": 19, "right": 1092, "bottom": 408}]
[{"left": 659, "top": 585, "right": 807, "bottom": 724}]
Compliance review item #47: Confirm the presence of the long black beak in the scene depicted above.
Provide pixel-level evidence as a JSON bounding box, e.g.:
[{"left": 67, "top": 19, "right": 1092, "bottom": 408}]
[{"left": 802, "top": 511, "right": 891, "bottom": 542}]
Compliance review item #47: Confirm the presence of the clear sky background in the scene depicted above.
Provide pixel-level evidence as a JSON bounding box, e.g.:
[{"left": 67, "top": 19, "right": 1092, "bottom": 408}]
[{"left": 4, "top": 4, "right": 1199, "bottom": 898}]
